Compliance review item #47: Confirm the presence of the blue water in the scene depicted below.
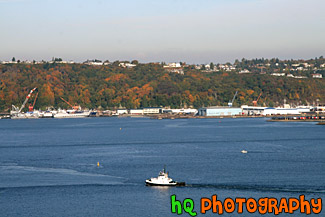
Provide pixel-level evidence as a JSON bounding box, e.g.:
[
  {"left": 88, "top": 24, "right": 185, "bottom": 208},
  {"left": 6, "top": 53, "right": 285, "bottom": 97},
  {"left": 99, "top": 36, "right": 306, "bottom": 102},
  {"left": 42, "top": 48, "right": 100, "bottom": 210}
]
[{"left": 0, "top": 118, "right": 324, "bottom": 216}]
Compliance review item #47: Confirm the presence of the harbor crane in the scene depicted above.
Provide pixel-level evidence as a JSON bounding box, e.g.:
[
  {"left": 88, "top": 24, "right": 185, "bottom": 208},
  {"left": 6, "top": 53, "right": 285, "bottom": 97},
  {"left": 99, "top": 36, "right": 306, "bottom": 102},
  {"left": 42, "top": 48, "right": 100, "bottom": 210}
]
[
  {"left": 11, "top": 87, "right": 37, "bottom": 116},
  {"left": 228, "top": 91, "right": 238, "bottom": 107},
  {"left": 16, "top": 87, "right": 37, "bottom": 113},
  {"left": 252, "top": 92, "right": 262, "bottom": 107},
  {"left": 29, "top": 92, "right": 38, "bottom": 112},
  {"left": 60, "top": 97, "right": 80, "bottom": 110}
]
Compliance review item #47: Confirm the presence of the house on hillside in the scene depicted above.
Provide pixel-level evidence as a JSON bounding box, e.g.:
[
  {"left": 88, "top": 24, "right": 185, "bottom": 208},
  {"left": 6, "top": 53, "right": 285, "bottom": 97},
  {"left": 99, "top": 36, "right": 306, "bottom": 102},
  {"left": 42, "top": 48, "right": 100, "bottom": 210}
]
[{"left": 312, "top": 73, "right": 322, "bottom": 78}]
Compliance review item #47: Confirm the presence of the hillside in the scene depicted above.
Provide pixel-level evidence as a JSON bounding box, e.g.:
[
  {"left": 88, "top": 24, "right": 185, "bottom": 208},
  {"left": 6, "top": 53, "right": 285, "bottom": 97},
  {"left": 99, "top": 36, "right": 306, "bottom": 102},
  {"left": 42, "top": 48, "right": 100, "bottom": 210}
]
[{"left": 0, "top": 62, "right": 324, "bottom": 111}]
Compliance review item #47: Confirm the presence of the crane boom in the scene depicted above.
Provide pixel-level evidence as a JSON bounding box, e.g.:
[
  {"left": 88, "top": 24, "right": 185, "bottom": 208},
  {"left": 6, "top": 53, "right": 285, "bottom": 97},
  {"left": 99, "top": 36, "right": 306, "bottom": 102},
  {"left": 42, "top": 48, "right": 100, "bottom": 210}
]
[
  {"left": 231, "top": 91, "right": 238, "bottom": 104},
  {"left": 32, "top": 92, "right": 38, "bottom": 108},
  {"left": 252, "top": 92, "right": 262, "bottom": 106},
  {"left": 29, "top": 92, "right": 39, "bottom": 112},
  {"left": 228, "top": 91, "right": 238, "bottom": 107},
  {"left": 18, "top": 87, "right": 37, "bottom": 113},
  {"left": 60, "top": 97, "right": 74, "bottom": 108},
  {"left": 257, "top": 92, "right": 262, "bottom": 102}
]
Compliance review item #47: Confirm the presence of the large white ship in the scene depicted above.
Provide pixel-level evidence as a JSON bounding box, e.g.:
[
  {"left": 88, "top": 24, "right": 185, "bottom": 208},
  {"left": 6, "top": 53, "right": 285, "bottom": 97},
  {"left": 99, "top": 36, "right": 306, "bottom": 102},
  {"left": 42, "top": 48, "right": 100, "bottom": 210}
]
[
  {"left": 53, "top": 109, "right": 90, "bottom": 118},
  {"left": 11, "top": 111, "right": 40, "bottom": 119}
]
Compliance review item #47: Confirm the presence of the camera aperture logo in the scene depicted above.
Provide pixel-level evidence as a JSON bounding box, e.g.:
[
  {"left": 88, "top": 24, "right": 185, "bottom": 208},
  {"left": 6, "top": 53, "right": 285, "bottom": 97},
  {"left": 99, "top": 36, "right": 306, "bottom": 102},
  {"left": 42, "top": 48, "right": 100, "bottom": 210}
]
[{"left": 170, "top": 195, "right": 322, "bottom": 216}]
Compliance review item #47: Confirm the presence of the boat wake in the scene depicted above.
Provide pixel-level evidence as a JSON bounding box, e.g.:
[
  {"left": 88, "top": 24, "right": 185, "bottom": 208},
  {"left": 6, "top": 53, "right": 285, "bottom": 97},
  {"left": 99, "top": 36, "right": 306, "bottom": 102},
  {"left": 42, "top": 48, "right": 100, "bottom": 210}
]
[
  {"left": 0, "top": 165, "right": 128, "bottom": 189},
  {"left": 186, "top": 183, "right": 325, "bottom": 194},
  {"left": 0, "top": 183, "right": 136, "bottom": 191},
  {"left": 0, "top": 165, "right": 126, "bottom": 179}
]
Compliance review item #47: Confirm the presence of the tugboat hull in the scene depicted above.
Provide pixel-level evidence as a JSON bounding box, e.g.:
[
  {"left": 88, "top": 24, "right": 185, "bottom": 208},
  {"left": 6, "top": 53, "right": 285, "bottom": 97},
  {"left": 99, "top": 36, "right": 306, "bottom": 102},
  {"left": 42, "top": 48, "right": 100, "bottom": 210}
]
[
  {"left": 145, "top": 180, "right": 185, "bottom": 186},
  {"left": 145, "top": 180, "right": 177, "bottom": 186}
]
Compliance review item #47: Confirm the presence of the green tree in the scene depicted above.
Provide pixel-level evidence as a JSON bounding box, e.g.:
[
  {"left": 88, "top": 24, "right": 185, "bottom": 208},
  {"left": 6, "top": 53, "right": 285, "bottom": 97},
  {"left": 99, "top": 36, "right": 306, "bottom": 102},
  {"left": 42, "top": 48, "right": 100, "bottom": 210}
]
[{"left": 210, "top": 62, "right": 214, "bottom": 70}]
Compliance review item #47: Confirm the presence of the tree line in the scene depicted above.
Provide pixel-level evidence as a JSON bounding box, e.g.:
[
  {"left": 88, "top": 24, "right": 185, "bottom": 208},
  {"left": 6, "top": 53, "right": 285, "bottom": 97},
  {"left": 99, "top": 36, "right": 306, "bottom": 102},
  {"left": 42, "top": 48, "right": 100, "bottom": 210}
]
[{"left": 0, "top": 62, "right": 324, "bottom": 111}]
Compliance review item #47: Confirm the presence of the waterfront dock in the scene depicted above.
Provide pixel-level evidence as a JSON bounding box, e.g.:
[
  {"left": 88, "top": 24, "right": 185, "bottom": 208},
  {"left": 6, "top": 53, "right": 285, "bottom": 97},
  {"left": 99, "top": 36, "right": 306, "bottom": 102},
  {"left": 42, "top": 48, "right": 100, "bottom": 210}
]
[{"left": 268, "top": 115, "right": 325, "bottom": 122}]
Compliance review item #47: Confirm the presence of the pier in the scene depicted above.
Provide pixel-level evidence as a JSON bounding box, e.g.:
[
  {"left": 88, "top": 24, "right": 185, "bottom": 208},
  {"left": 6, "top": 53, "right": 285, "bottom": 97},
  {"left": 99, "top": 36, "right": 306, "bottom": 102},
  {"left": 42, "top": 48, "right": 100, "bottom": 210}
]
[{"left": 268, "top": 115, "right": 325, "bottom": 122}]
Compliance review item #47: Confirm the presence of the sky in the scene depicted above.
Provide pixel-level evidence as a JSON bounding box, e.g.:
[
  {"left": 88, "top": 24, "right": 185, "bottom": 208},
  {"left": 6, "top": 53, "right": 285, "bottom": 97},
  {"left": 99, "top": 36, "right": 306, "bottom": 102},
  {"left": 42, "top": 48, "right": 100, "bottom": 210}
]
[{"left": 0, "top": 0, "right": 324, "bottom": 63}]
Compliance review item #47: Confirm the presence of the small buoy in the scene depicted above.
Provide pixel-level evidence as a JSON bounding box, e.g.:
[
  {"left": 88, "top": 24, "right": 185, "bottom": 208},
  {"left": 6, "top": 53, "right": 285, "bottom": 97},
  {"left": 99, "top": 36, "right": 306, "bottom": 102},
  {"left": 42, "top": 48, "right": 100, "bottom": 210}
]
[
  {"left": 241, "top": 150, "right": 248, "bottom": 154},
  {"left": 120, "top": 128, "right": 122, "bottom": 130},
  {"left": 97, "top": 162, "right": 100, "bottom": 167}
]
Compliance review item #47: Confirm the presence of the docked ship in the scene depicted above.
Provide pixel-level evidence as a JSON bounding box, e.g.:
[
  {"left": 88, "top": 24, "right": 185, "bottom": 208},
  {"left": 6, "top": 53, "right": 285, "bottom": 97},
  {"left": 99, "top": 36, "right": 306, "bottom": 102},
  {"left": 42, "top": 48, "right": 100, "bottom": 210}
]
[
  {"left": 39, "top": 110, "right": 54, "bottom": 118},
  {"left": 53, "top": 97, "right": 90, "bottom": 118},
  {"left": 53, "top": 108, "right": 90, "bottom": 118},
  {"left": 11, "top": 111, "right": 40, "bottom": 119},
  {"left": 145, "top": 167, "right": 185, "bottom": 186}
]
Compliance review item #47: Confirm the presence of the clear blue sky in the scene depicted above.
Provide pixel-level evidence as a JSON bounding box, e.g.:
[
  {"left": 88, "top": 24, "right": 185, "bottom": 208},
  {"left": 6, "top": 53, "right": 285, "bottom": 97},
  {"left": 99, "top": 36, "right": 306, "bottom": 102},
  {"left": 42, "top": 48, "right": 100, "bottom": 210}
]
[{"left": 0, "top": 0, "right": 324, "bottom": 63}]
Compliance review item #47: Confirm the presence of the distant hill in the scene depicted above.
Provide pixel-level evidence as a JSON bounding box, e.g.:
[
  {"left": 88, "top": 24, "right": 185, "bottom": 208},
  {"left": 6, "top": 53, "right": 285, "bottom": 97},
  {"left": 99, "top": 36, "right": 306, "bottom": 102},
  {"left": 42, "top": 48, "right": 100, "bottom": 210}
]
[{"left": 0, "top": 61, "right": 324, "bottom": 111}]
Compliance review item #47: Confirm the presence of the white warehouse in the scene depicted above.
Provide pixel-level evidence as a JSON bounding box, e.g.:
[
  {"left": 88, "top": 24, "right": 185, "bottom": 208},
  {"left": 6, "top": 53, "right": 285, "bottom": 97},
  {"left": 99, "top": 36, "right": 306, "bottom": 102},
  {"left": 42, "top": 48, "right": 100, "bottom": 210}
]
[{"left": 198, "top": 106, "right": 242, "bottom": 116}]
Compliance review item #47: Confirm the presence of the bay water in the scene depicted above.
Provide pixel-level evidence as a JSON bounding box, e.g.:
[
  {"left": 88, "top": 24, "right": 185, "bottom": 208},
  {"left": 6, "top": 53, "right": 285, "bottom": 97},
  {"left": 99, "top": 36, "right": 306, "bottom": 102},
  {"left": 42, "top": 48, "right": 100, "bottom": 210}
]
[{"left": 0, "top": 118, "right": 324, "bottom": 216}]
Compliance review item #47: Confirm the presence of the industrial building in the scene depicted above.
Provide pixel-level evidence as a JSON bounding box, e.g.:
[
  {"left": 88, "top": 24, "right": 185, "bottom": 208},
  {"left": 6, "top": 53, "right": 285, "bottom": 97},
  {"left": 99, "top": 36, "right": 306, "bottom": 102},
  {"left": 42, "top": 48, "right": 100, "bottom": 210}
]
[
  {"left": 129, "top": 109, "right": 144, "bottom": 115},
  {"left": 241, "top": 106, "right": 267, "bottom": 115},
  {"left": 116, "top": 109, "right": 128, "bottom": 115},
  {"left": 143, "top": 107, "right": 162, "bottom": 114},
  {"left": 198, "top": 106, "right": 242, "bottom": 116},
  {"left": 263, "top": 108, "right": 301, "bottom": 116},
  {"left": 162, "top": 108, "right": 198, "bottom": 114},
  {"left": 241, "top": 105, "right": 312, "bottom": 116}
]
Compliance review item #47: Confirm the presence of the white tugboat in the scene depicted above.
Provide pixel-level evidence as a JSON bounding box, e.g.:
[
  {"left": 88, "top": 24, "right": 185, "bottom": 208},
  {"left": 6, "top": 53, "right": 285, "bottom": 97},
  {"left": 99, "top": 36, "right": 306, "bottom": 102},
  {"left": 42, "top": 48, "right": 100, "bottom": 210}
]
[{"left": 145, "top": 167, "right": 185, "bottom": 186}]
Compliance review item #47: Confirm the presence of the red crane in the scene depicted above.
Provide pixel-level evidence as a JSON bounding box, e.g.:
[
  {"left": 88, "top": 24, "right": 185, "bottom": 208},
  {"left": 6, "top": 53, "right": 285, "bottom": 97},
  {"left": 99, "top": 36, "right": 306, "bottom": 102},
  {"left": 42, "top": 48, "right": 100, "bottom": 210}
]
[
  {"left": 29, "top": 92, "right": 38, "bottom": 112},
  {"left": 60, "top": 97, "right": 79, "bottom": 110},
  {"left": 252, "top": 92, "right": 262, "bottom": 107}
]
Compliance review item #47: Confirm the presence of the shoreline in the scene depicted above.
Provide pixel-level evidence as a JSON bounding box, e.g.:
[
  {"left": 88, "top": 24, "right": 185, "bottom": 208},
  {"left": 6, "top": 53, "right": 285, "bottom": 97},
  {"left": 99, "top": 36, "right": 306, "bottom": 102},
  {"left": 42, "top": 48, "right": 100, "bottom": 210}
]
[{"left": 2, "top": 112, "right": 325, "bottom": 122}]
